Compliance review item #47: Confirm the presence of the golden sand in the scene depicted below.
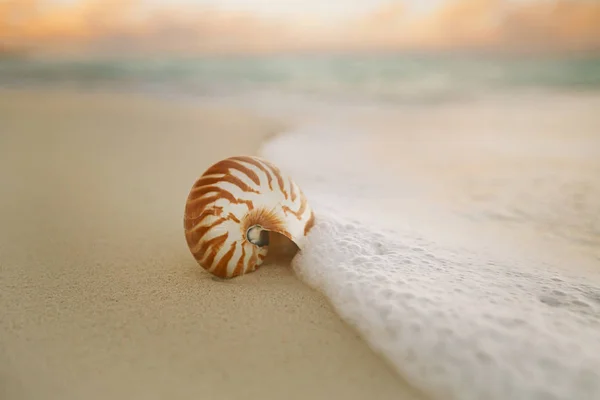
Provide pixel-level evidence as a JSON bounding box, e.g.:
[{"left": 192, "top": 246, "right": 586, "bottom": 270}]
[{"left": 0, "top": 88, "right": 424, "bottom": 400}]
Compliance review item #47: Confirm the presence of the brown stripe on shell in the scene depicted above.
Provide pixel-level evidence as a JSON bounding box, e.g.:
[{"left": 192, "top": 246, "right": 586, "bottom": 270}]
[
  {"left": 263, "top": 161, "right": 289, "bottom": 200},
  {"left": 189, "top": 185, "right": 234, "bottom": 201},
  {"left": 194, "top": 232, "right": 228, "bottom": 261},
  {"left": 230, "top": 156, "right": 274, "bottom": 191},
  {"left": 184, "top": 205, "right": 223, "bottom": 224},
  {"left": 226, "top": 213, "right": 241, "bottom": 223},
  {"left": 189, "top": 216, "right": 227, "bottom": 239},
  {"left": 184, "top": 195, "right": 220, "bottom": 219},
  {"left": 304, "top": 211, "right": 315, "bottom": 235},
  {"left": 204, "top": 159, "right": 261, "bottom": 186},
  {"left": 192, "top": 174, "right": 260, "bottom": 195},
  {"left": 282, "top": 196, "right": 307, "bottom": 220},
  {"left": 276, "top": 174, "right": 288, "bottom": 200},
  {"left": 231, "top": 244, "right": 247, "bottom": 278},
  {"left": 188, "top": 186, "right": 254, "bottom": 211},
  {"left": 190, "top": 174, "right": 221, "bottom": 189},
  {"left": 289, "top": 178, "right": 297, "bottom": 202},
  {"left": 212, "top": 241, "right": 237, "bottom": 277}
]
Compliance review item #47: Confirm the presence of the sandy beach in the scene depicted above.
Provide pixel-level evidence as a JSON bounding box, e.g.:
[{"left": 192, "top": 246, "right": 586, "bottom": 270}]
[
  {"left": 0, "top": 88, "right": 424, "bottom": 400},
  {"left": 2, "top": 0, "right": 600, "bottom": 395}
]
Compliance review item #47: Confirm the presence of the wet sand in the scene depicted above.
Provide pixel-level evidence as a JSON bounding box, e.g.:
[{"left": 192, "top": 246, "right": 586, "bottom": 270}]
[
  {"left": 0, "top": 88, "right": 424, "bottom": 400},
  {"left": 362, "top": 94, "right": 600, "bottom": 274}
]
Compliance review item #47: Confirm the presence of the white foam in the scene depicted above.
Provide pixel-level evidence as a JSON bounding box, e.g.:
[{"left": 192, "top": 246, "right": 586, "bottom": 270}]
[{"left": 260, "top": 127, "right": 600, "bottom": 400}]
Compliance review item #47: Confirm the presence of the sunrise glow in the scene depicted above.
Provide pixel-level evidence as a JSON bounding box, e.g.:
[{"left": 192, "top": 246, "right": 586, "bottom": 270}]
[{"left": 1, "top": 0, "right": 599, "bottom": 55}]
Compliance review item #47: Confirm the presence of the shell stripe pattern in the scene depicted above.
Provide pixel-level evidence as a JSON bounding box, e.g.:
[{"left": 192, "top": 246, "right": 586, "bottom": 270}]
[{"left": 184, "top": 155, "right": 315, "bottom": 278}]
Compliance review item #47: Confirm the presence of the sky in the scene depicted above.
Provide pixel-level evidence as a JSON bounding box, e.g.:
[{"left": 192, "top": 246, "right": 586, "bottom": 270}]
[
  {"left": 47, "top": 0, "right": 557, "bottom": 16},
  {"left": 2, "top": 0, "right": 600, "bottom": 55},
  {"left": 50, "top": 0, "right": 442, "bottom": 18}
]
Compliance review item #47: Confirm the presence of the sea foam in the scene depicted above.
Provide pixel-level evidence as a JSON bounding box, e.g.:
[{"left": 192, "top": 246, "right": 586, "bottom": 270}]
[{"left": 260, "top": 126, "right": 600, "bottom": 400}]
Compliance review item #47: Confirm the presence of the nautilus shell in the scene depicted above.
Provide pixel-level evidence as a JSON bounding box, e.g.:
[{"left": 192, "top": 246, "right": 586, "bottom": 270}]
[{"left": 183, "top": 155, "right": 315, "bottom": 279}]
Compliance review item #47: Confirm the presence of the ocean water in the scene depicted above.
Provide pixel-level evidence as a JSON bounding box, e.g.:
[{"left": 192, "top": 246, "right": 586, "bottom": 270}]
[
  {"left": 260, "top": 120, "right": 600, "bottom": 400},
  {"left": 3, "top": 53, "right": 600, "bottom": 399},
  {"left": 2, "top": 54, "right": 600, "bottom": 104}
]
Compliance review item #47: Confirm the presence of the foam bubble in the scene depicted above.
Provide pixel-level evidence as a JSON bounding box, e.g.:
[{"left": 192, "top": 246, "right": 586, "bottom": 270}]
[{"left": 261, "top": 127, "right": 600, "bottom": 400}]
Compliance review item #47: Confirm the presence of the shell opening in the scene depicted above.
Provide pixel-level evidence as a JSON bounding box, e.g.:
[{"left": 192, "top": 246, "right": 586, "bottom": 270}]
[
  {"left": 261, "top": 231, "right": 300, "bottom": 265},
  {"left": 246, "top": 225, "right": 270, "bottom": 247}
]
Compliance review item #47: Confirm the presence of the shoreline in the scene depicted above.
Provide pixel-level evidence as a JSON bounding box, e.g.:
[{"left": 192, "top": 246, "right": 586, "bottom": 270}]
[
  {"left": 3, "top": 85, "right": 599, "bottom": 400},
  {"left": 259, "top": 89, "right": 600, "bottom": 400},
  {"left": 256, "top": 90, "right": 600, "bottom": 279},
  {"left": 0, "top": 87, "right": 425, "bottom": 400}
]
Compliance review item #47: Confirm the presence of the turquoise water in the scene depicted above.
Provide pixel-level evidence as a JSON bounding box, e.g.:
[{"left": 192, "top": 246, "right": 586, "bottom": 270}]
[{"left": 1, "top": 53, "right": 600, "bottom": 103}]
